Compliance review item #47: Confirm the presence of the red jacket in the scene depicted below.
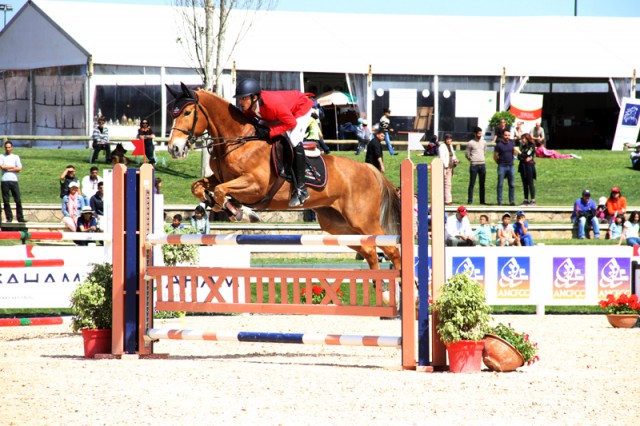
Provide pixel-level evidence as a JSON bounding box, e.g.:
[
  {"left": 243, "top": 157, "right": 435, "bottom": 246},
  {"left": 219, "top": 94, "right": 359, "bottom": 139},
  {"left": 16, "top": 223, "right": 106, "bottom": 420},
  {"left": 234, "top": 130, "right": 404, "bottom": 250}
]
[{"left": 243, "top": 90, "right": 314, "bottom": 138}]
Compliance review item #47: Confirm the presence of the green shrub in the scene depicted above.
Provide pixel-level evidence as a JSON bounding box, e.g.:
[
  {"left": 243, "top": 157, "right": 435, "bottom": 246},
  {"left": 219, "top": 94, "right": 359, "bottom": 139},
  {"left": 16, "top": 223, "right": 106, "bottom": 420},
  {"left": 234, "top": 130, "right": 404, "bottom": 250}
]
[
  {"left": 70, "top": 263, "right": 113, "bottom": 332},
  {"left": 488, "top": 111, "right": 516, "bottom": 128}
]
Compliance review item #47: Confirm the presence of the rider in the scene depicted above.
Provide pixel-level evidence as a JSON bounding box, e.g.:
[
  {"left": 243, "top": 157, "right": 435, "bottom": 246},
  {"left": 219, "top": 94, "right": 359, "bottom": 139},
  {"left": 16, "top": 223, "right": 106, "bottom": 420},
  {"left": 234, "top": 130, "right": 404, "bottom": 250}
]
[{"left": 235, "top": 78, "right": 314, "bottom": 207}]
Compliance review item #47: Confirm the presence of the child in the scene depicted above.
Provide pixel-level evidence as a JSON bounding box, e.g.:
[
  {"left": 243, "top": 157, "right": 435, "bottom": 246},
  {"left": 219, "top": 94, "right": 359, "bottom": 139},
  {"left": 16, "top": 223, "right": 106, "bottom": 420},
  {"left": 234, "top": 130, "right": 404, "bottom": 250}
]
[
  {"left": 596, "top": 196, "right": 607, "bottom": 223},
  {"left": 496, "top": 213, "right": 517, "bottom": 246},
  {"left": 473, "top": 214, "right": 495, "bottom": 246},
  {"left": 608, "top": 214, "right": 624, "bottom": 240},
  {"left": 513, "top": 210, "right": 534, "bottom": 246},
  {"left": 190, "top": 205, "right": 210, "bottom": 234},
  {"left": 170, "top": 214, "right": 184, "bottom": 231}
]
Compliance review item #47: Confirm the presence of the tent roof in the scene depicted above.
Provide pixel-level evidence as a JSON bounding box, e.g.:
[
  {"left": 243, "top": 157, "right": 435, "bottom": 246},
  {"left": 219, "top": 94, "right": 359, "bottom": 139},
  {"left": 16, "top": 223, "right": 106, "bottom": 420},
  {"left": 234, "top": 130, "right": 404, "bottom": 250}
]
[{"left": 0, "top": 0, "right": 638, "bottom": 78}]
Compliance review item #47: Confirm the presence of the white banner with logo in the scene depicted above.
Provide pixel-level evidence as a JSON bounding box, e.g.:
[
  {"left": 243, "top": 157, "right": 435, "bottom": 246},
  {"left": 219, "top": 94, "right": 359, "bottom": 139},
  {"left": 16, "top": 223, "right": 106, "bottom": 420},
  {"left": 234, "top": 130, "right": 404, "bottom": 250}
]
[
  {"left": 611, "top": 97, "right": 640, "bottom": 151},
  {"left": 509, "top": 93, "right": 544, "bottom": 134}
]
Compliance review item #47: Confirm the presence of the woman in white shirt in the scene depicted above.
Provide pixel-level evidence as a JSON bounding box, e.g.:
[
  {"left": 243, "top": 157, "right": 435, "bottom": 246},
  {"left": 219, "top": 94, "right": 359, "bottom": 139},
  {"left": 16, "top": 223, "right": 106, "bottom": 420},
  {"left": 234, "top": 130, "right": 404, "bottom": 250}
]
[{"left": 618, "top": 211, "right": 640, "bottom": 246}]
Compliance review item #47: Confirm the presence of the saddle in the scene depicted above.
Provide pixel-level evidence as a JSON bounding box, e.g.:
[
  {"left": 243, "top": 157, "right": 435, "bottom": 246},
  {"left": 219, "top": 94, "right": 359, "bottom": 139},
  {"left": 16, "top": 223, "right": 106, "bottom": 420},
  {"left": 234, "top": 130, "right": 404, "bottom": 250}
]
[{"left": 270, "top": 138, "right": 328, "bottom": 189}]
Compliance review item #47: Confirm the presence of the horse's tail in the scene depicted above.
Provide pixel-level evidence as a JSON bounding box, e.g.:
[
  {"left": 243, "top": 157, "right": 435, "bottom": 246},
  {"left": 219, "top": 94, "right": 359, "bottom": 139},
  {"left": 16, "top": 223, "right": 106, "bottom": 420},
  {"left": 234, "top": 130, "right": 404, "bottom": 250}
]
[{"left": 374, "top": 170, "right": 401, "bottom": 236}]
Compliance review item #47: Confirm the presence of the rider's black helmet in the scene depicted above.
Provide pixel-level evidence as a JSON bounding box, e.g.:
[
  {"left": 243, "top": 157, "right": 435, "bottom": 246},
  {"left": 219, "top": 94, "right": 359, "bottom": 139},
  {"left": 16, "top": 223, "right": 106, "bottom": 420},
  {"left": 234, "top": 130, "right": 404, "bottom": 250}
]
[{"left": 234, "top": 78, "right": 261, "bottom": 98}]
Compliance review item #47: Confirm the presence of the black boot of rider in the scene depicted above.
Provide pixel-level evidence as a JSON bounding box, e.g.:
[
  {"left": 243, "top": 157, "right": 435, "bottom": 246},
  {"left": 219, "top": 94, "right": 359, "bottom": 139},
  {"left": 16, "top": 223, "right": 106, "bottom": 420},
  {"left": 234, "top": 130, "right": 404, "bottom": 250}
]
[{"left": 288, "top": 143, "right": 309, "bottom": 207}]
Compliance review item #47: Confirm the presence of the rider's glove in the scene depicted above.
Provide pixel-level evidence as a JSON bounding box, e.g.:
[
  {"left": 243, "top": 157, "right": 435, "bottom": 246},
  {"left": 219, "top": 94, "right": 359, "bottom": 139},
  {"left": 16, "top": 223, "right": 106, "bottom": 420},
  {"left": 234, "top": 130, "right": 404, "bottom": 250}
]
[{"left": 254, "top": 124, "right": 271, "bottom": 141}]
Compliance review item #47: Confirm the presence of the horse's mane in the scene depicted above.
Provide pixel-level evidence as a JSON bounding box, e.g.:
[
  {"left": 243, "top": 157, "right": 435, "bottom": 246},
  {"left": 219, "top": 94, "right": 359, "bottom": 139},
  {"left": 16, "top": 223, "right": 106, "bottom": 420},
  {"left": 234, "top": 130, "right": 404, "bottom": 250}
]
[{"left": 195, "top": 89, "right": 252, "bottom": 127}]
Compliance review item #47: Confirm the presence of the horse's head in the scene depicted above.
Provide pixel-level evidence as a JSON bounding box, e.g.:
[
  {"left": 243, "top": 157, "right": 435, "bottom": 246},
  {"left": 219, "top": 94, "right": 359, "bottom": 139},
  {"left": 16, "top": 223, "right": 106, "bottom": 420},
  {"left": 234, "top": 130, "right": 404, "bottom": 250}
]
[{"left": 166, "top": 83, "right": 209, "bottom": 159}]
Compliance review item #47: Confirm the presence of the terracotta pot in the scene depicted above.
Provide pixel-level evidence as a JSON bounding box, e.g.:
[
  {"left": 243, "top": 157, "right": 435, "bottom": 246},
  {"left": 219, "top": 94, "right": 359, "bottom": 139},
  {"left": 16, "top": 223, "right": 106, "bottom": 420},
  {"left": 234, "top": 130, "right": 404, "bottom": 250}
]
[
  {"left": 81, "top": 328, "right": 112, "bottom": 359},
  {"left": 606, "top": 314, "right": 639, "bottom": 329},
  {"left": 446, "top": 340, "right": 484, "bottom": 373},
  {"left": 482, "top": 334, "right": 525, "bottom": 372}
]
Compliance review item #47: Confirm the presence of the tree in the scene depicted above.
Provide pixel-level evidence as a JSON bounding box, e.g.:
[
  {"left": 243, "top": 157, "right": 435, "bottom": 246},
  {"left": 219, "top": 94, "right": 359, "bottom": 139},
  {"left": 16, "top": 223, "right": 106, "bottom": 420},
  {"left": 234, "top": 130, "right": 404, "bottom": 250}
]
[{"left": 174, "top": 0, "right": 276, "bottom": 93}]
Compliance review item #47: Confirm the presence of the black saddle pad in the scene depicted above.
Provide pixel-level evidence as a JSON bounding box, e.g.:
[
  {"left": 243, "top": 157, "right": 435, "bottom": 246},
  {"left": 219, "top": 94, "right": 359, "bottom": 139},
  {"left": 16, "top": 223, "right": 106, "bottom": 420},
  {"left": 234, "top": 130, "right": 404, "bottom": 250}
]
[{"left": 270, "top": 140, "right": 327, "bottom": 189}]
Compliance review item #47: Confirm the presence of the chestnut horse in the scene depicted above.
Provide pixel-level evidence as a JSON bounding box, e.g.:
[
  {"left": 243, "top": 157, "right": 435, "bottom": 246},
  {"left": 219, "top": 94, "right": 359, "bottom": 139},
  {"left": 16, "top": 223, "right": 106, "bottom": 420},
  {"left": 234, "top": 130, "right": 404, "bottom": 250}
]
[{"left": 166, "top": 83, "right": 401, "bottom": 270}]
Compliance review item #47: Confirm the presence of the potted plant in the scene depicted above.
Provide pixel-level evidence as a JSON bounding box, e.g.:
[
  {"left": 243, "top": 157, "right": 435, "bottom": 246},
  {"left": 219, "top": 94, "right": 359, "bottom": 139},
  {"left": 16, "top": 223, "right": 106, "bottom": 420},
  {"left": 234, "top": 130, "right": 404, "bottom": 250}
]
[
  {"left": 598, "top": 293, "right": 640, "bottom": 328},
  {"left": 70, "top": 262, "right": 113, "bottom": 358},
  {"left": 488, "top": 110, "right": 516, "bottom": 129},
  {"left": 483, "top": 322, "right": 539, "bottom": 372},
  {"left": 433, "top": 273, "right": 492, "bottom": 373},
  {"left": 162, "top": 225, "right": 200, "bottom": 267}
]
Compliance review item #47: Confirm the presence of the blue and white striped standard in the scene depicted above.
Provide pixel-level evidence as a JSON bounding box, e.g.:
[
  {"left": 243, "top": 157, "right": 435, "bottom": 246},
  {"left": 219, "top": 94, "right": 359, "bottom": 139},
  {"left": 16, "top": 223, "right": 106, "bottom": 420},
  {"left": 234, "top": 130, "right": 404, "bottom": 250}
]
[
  {"left": 146, "top": 328, "right": 401, "bottom": 348},
  {"left": 146, "top": 233, "right": 400, "bottom": 246}
]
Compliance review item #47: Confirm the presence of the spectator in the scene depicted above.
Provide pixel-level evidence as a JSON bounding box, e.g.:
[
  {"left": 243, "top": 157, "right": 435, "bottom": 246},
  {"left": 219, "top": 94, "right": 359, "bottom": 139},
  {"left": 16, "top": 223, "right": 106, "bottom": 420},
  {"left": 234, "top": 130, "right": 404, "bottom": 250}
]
[
  {"left": 496, "top": 212, "right": 517, "bottom": 246},
  {"left": 90, "top": 181, "right": 104, "bottom": 229},
  {"left": 493, "top": 129, "right": 520, "bottom": 206},
  {"left": 75, "top": 206, "right": 99, "bottom": 246},
  {"left": 534, "top": 140, "right": 581, "bottom": 159},
  {"left": 62, "top": 182, "right": 86, "bottom": 232},
  {"left": 155, "top": 177, "right": 163, "bottom": 195},
  {"left": 190, "top": 205, "right": 210, "bottom": 234},
  {"left": 91, "top": 116, "right": 112, "bottom": 163},
  {"left": 423, "top": 135, "right": 439, "bottom": 156},
  {"left": 513, "top": 121, "right": 524, "bottom": 145},
  {"left": 81, "top": 166, "right": 102, "bottom": 203},
  {"left": 596, "top": 196, "right": 608, "bottom": 224},
  {"left": 513, "top": 210, "right": 534, "bottom": 246},
  {"left": 378, "top": 108, "right": 396, "bottom": 155},
  {"left": 571, "top": 189, "right": 600, "bottom": 239},
  {"left": 465, "top": 126, "right": 486, "bottom": 205},
  {"left": 365, "top": 131, "right": 386, "bottom": 173},
  {"left": 60, "top": 165, "right": 80, "bottom": 199},
  {"left": 630, "top": 143, "right": 640, "bottom": 170},
  {"left": 439, "top": 133, "right": 458, "bottom": 205},
  {"left": 355, "top": 119, "right": 371, "bottom": 155},
  {"left": 137, "top": 119, "right": 156, "bottom": 164},
  {"left": 492, "top": 118, "right": 509, "bottom": 143},
  {"left": 306, "top": 111, "right": 331, "bottom": 155},
  {"left": 605, "top": 186, "right": 627, "bottom": 223},
  {"left": 170, "top": 214, "right": 185, "bottom": 232},
  {"left": 530, "top": 122, "right": 546, "bottom": 147},
  {"left": 444, "top": 205, "right": 475, "bottom": 246},
  {"left": 517, "top": 133, "right": 537, "bottom": 206},
  {"left": 618, "top": 211, "right": 640, "bottom": 246},
  {"left": 608, "top": 214, "right": 624, "bottom": 240},
  {"left": 473, "top": 214, "right": 495, "bottom": 246},
  {"left": 0, "top": 141, "right": 26, "bottom": 223}
]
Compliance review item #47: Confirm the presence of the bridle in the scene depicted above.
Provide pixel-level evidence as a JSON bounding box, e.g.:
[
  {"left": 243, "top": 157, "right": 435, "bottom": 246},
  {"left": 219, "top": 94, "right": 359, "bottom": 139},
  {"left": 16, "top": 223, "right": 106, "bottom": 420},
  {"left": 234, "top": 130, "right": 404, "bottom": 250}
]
[{"left": 170, "top": 95, "right": 213, "bottom": 152}]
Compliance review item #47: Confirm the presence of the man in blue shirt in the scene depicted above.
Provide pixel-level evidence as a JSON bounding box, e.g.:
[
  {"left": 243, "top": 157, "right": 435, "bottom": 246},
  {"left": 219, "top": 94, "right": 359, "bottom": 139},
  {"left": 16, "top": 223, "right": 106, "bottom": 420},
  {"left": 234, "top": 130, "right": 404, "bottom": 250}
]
[
  {"left": 571, "top": 189, "right": 600, "bottom": 239},
  {"left": 493, "top": 129, "right": 520, "bottom": 206}
]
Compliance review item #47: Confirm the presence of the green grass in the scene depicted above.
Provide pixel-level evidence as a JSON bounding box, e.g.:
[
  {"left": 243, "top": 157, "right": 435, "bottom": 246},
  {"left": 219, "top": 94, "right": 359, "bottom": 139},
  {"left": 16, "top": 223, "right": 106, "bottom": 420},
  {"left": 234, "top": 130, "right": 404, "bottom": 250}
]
[{"left": 9, "top": 147, "right": 640, "bottom": 206}]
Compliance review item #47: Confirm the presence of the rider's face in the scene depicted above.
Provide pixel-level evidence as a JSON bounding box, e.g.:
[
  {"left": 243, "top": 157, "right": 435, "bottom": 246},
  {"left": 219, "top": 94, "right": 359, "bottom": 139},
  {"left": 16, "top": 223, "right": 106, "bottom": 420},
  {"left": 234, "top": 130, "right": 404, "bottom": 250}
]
[{"left": 238, "top": 95, "right": 255, "bottom": 111}]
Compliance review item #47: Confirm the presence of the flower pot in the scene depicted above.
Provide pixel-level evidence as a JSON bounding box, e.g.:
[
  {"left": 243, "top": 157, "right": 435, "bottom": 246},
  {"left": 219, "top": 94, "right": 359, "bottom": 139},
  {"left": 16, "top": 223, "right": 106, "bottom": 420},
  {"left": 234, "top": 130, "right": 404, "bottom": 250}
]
[
  {"left": 606, "top": 314, "right": 639, "bottom": 329},
  {"left": 446, "top": 340, "right": 484, "bottom": 373},
  {"left": 482, "top": 334, "right": 525, "bottom": 372},
  {"left": 81, "top": 328, "right": 112, "bottom": 359}
]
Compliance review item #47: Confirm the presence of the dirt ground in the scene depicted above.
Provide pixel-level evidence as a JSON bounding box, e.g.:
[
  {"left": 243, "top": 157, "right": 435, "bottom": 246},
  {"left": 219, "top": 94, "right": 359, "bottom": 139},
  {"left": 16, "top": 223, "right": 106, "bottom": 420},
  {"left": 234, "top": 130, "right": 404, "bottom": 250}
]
[{"left": 1, "top": 314, "right": 639, "bottom": 425}]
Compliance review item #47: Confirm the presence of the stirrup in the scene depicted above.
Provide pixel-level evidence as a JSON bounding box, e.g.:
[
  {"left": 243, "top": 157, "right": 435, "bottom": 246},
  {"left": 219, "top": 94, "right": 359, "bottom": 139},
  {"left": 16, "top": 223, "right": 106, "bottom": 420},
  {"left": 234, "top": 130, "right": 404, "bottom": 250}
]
[{"left": 288, "top": 193, "right": 302, "bottom": 207}]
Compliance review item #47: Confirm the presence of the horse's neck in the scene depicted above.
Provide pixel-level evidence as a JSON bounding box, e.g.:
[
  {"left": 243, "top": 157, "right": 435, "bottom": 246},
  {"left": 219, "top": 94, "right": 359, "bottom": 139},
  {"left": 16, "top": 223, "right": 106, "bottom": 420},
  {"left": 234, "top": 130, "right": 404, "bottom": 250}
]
[{"left": 200, "top": 92, "right": 253, "bottom": 138}]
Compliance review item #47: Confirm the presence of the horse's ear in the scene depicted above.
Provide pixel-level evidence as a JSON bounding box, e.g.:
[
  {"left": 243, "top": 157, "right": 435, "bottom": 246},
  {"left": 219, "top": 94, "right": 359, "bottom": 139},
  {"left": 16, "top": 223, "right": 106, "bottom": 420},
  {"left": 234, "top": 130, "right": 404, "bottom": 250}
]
[
  {"left": 180, "top": 82, "right": 194, "bottom": 99},
  {"left": 165, "top": 84, "right": 178, "bottom": 99}
]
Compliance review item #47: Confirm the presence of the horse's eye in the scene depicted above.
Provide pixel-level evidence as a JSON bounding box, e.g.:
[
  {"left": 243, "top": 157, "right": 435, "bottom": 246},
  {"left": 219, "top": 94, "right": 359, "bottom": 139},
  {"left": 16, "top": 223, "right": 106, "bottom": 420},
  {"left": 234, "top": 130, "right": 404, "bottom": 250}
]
[{"left": 184, "top": 110, "right": 192, "bottom": 117}]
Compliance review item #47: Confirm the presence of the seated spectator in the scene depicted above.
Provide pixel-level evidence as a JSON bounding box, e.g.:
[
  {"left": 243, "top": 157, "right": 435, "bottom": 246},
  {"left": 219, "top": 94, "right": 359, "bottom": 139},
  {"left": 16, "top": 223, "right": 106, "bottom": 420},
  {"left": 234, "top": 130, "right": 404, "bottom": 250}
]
[
  {"left": 630, "top": 143, "right": 640, "bottom": 170},
  {"left": 59, "top": 165, "right": 80, "bottom": 199},
  {"left": 618, "top": 211, "right": 640, "bottom": 246},
  {"left": 596, "top": 196, "right": 608, "bottom": 224},
  {"left": 90, "top": 182, "right": 104, "bottom": 230},
  {"left": 513, "top": 210, "right": 534, "bottom": 246},
  {"left": 571, "top": 189, "right": 600, "bottom": 239},
  {"left": 423, "top": 135, "right": 439, "bottom": 156},
  {"left": 170, "top": 214, "right": 185, "bottom": 232},
  {"left": 190, "top": 205, "right": 210, "bottom": 234},
  {"left": 61, "top": 182, "right": 86, "bottom": 232},
  {"left": 608, "top": 214, "right": 624, "bottom": 240},
  {"left": 81, "top": 166, "right": 102, "bottom": 204},
  {"left": 535, "top": 141, "right": 581, "bottom": 159},
  {"left": 605, "top": 186, "right": 627, "bottom": 223},
  {"left": 444, "top": 205, "right": 475, "bottom": 246},
  {"left": 75, "top": 206, "right": 99, "bottom": 246},
  {"left": 473, "top": 214, "right": 495, "bottom": 246},
  {"left": 496, "top": 212, "right": 517, "bottom": 246},
  {"left": 338, "top": 121, "right": 358, "bottom": 140},
  {"left": 355, "top": 119, "right": 371, "bottom": 155}
]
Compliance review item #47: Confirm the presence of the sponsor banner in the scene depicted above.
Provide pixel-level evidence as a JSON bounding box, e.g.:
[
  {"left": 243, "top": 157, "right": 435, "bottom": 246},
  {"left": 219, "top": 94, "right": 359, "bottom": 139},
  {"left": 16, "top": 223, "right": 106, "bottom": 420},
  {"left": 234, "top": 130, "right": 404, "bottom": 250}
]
[
  {"left": 496, "top": 256, "right": 530, "bottom": 299},
  {"left": 611, "top": 97, "right": 640, "bottom": 151},
  {"left": 509, "top": 93, "right": 543, "bottom": 133},
  {"left": 452, "top": 257, "right": 485, "bottom": 287},
  {"left": 597, "top": 257, "right": 631, "bottom": 298},
  {"left": 552, "top": 257, "right": 586, "bottom": 300}
]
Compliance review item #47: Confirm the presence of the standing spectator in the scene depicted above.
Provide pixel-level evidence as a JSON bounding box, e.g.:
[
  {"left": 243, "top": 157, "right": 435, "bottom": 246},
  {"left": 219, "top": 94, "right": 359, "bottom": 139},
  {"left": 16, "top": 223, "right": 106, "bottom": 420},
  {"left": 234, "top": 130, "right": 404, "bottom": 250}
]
[
  {"left": 496, "top": 212, "right": 517, "bottom": 246},
  {"left": 365, "top": 131, "right": 386, "bottom": 173},
  {"left": 571, "top": 189, "right": 600, "bottom": 239},
  {"left": 62, "top": 182, "right": 86, "bottom": 232},
  {"left": 423, "top": 135, "right": 439, "bottom": 156},
  {"left": 473, "top": 214, "right": 495, "bottom": 246},
  {"left": 492, "top": 118, "right": 509, "bottom": 143},
  {"left": 608, "top": 214, "right": 624, "bottom": 241},
  {"left": 618, "top": 211, "right": 640, "bottom": 246},
  {"left": 513, "top": 121, "right": 524, "bottom": 145},
  {"left": 305, "top": 111, "right": 331, "bottom": 155},
  {"left": 91, "top": 116, "right": 112, "bottom": 163},
  {"left": 378, "top": 108, "right": 396, "bottom": 155},
  {"left": 465, "top": 126, "right": 486, "bottom": 205},
  {"left": 517, "top": 133, "right": 537, "bottom": 206},
  {"left": 170, "top": 214, "right": 185, "bottom": 232},
  {"left": 355, "top": 119, "right": 371, "bottom": 155},
  {"left": 137, "top": 119, "right": 156, "bottom": 164},
  {"left": 444, "top": 205, "right": 475, "bottom": 246},
  {"left": 190, "top": 205, "right": 210, "bottom": 234},
  {"left": 605, "top": 187, "right": 627, "bottom": 223},
  {"left": 630, "top": 143, "right": 640, "bottom": 170},
  {"left": 59, "top": 165, "right": 80, "bottom": 199},
  {"left": 90, "top": 181, "right": 104, "bottom": 229},
  {"left": 530, "top": 121, "right": 546, "bottom": 147},
  {"left": 513, "top": 210, "right": 534, "bottom": 246},
  {"left": 155, "top": 177, "right": 163, "bottom": 195},
  {"left": 493, "top": 129, "right": 520, "bottom": 206},
  {"left": 0, "top": 141, "right": 26, "bottom": 223},
  {"left": 81, "top": 166, "right": 102, "bottom": 204},
  {"left": 439, "top": 134, "right": 458, "bottom": 205}
]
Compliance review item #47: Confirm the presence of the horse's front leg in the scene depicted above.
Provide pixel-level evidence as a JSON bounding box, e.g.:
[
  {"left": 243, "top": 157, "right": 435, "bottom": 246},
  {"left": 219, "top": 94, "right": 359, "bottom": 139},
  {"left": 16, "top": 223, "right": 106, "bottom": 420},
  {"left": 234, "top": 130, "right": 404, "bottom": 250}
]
[
  {"left": 191, "top": 177, "right": 220, "bottom": 211},
  {"left": 213, "top": 176, "right": 265, "bottom": 221}
]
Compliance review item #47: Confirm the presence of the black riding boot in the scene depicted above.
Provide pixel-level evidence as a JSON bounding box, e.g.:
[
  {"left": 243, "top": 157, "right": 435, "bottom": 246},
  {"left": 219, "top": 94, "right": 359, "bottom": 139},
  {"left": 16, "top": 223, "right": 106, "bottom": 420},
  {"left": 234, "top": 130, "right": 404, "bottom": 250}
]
[{"left": 288, "top": 143, "right": 309, "bottom": 207}]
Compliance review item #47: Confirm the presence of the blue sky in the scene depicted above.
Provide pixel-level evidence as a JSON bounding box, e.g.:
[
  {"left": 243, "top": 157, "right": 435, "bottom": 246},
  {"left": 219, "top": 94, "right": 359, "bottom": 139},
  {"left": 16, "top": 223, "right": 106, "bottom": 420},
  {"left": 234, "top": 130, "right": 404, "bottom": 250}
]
[{"left": 5, "top": 0, "right": 640, "bottom": 19}]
